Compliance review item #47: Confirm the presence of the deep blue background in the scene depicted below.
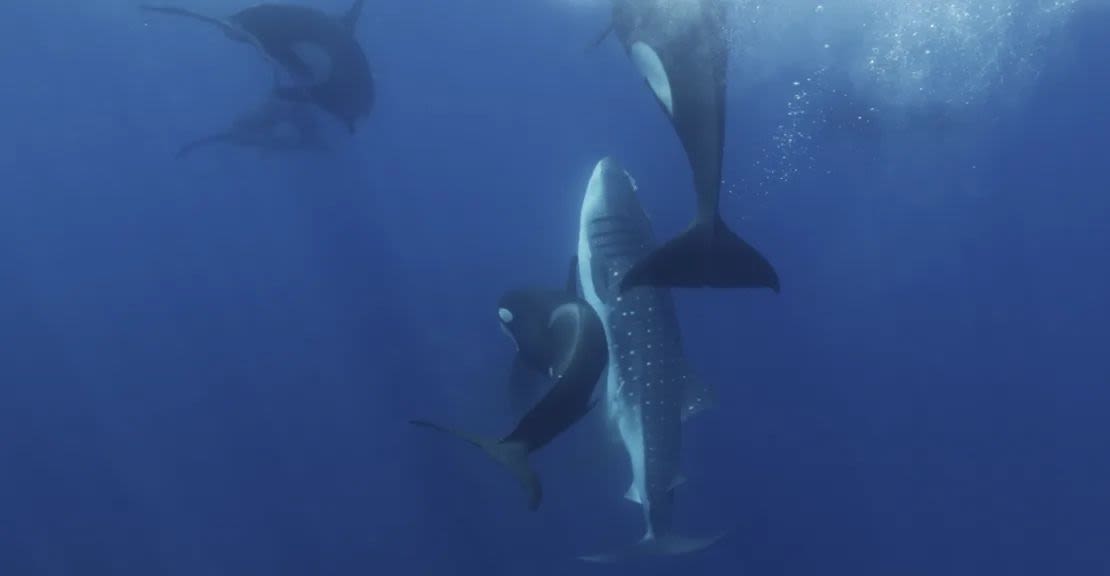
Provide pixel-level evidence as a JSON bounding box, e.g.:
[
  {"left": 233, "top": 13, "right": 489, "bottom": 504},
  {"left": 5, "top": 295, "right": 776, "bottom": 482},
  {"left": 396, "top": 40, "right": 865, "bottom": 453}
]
[{"left": 2, "top": 0, "right": 1108, "bottom": 574}]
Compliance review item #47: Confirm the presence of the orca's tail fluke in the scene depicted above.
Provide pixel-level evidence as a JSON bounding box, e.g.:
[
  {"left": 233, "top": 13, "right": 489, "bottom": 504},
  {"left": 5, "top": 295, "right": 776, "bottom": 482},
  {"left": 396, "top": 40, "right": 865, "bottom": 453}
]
[
  {"left": 619, "top": 217, "right": 779, "bottom": 293},
  {"left": 409, "top": 420, "right": 541, "bottom": 510},
  {"left": 579, "top": 531, "right": 726, "bottom": 563}
]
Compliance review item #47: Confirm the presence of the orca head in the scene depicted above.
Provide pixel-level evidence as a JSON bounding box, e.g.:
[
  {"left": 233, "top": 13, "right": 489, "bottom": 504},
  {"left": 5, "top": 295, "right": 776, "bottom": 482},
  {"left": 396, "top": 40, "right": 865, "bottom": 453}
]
[{"left": 497, "top": 289, "right": 566, "bottom": 371}]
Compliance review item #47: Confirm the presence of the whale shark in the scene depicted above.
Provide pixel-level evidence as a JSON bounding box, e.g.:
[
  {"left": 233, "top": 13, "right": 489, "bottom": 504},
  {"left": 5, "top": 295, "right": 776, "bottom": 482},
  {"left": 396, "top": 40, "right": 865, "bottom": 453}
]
[
  {"left": 141, "top": 0, "right": 374, "bottom": 132},
  {"left": 598, "top": 0, "right": 779, "bottom": 292},
  {"left": 575, "top": 157, "right": 722, "bottom": 561}
]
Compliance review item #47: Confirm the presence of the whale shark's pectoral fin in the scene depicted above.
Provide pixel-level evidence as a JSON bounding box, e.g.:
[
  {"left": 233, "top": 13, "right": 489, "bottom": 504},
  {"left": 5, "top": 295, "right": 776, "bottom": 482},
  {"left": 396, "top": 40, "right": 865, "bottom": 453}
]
[
  {"left": 584, "top": 21, "right": 614, "bottom": 54},
  {"left": 410, "top": 420, "right": 542, "bottom": 510},
  {"left": 580, "top": 531, "right": 727, "bottom": 563},
  {"left": 620, "top": 217, "right": 780, "bottom": 292}
]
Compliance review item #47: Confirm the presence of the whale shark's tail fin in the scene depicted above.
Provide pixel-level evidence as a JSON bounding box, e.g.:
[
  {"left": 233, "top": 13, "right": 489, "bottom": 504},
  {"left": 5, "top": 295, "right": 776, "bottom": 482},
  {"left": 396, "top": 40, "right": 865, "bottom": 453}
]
[
  {"left": 579, "top": 531, "right": 726, "bottom": 563},
  {"left": 409, "top": 420, "right": 542, "bottom": 510},
  {"left": 620, "top": 217, "right": 779, "bottom": 293}
]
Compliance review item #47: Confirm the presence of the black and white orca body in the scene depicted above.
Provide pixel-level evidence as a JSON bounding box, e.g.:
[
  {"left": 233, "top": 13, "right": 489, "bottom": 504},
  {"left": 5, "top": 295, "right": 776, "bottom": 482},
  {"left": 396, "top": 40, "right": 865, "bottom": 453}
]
[{"left": 605, "top": 0, "right": 779, "bottom": 293}]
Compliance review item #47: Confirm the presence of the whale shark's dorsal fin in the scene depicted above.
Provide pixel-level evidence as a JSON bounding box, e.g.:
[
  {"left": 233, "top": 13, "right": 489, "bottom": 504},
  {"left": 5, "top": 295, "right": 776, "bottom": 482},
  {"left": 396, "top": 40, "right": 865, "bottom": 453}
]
[{"left": 341, "top": 0, "right": 366, "bottom": 32}]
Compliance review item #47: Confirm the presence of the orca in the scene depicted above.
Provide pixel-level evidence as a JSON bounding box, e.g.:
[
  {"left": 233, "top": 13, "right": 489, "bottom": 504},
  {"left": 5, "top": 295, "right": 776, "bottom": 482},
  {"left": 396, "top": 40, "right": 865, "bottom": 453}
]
[
  {"left": 411, "top": 287, "right": 608, "bottom": 511},
  {"left": 175, "top": 96, "right": 329, "bottom": 158},
  {"left": 141, "top": 0, "right": 374, "bottom": 132},
  {"left": 599, "top": 0, "right": 779, "bottom": 292}
]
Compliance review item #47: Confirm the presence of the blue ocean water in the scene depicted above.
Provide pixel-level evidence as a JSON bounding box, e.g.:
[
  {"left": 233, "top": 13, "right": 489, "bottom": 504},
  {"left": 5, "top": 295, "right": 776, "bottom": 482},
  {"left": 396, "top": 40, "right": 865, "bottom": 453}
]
[{"left": 1, "top": 0, "right": 1108, "bottom": 574}]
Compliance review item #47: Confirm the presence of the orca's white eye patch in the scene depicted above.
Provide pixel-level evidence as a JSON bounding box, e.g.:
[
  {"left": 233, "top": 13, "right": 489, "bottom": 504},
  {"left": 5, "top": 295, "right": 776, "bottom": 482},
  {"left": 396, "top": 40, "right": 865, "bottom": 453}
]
[
  {"left": 629, "top": 42, "right": 673, "bottom": 117},
  {"left": 498, "top": 308, "right": 514, "bottom": 323}
]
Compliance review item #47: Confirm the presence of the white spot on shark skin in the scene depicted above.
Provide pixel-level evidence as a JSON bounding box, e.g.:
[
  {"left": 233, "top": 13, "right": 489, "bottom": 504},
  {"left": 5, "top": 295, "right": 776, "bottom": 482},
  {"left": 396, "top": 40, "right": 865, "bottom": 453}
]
[{"left": 629, "top": 42, "right": 674, "bottom": 117}]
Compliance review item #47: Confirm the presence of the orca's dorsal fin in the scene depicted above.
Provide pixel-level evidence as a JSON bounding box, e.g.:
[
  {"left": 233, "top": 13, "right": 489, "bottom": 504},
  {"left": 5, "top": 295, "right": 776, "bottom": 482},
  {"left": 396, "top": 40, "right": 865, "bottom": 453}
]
[{"left": 341, "top": 0, "right": 366, "bottom": 32}]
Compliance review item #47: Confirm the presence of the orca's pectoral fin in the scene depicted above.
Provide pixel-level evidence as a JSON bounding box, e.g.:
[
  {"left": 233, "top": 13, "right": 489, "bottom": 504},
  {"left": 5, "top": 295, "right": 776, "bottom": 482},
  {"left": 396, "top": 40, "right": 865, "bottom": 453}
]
[
  {"left": 140, "top": 4, "right": 232, "bottom": 35},
  {"left": 619, "top": 218, "right": 780, "bottom": 292},
  {"left": 584, "top": 21, "right": 614, "bottom": 54},
  {"left": 140, "top": 3, "right": 270, "bottom": 60},
  {"left": 409, "top": 420, "right": 542, "bottom": 510},
  {"left": 580, "top": 531, "right": 727, "bottom": 563}
]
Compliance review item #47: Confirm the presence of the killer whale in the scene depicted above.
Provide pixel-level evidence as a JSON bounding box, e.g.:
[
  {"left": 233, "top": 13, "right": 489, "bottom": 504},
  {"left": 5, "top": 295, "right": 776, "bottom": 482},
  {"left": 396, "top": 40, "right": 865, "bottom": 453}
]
[
  {"left": 175, "top": 96, "right": 329, "bottom": 158},
  {"left": 411, "top": 287, "right": 608, "bottom": 511},
  {"left": 600, "top": 0, "right": 779, "bottom": 292},
  {"left": 141, "top": 0, "right": 374, "bottom": 132}
]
